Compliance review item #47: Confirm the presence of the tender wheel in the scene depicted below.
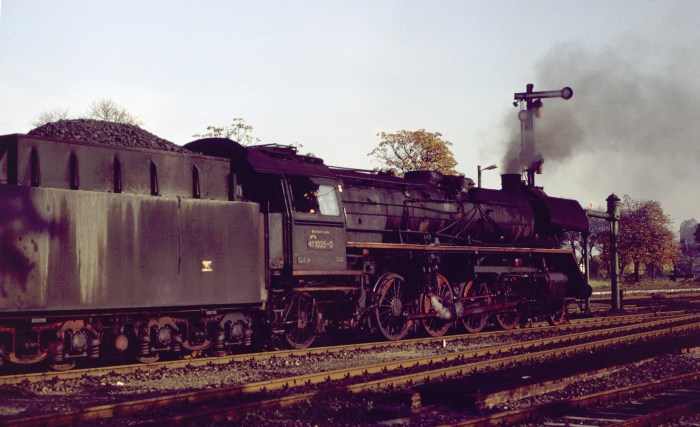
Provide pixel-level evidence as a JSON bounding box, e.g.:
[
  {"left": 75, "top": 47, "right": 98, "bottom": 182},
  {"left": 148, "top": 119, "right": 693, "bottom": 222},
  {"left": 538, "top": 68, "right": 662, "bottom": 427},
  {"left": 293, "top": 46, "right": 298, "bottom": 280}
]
[
  {"left": 136, "top": 335, "right": 160, "bottom": 364},
  {"left": 136, "top": 354, "right": 160, "bottom": 364},
  {"left": 182, "top": 326, "right": 212, "bottom": 352},
  {"left": 546, "top": 302, "right": 568, "bottom": 326},
  {"left": 495, "top": 311, "right": 520, "bottom": 330},
  {"left": 421, "top": 275, "right": 454, "bottom": 337},
  {"left": 375, "top": 273, "right": 411, "bottom": 341},
  {"left": 284, "top": 293, "right": 318, "bottom": 349},
  {"left": 459, "top": 281, "right": 491, "bottom": 334},
  {"left": 49, "top": 360, "right": 76, "bottom": 371}
]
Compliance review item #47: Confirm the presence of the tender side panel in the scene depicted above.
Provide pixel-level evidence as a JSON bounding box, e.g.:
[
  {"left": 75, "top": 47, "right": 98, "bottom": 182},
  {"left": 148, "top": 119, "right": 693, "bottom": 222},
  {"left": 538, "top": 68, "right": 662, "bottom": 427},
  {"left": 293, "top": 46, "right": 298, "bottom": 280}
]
[
  {"left": 0, "top": 185, "right": 264, "bottom": 312},
  {"left": 178, "top": 199, "right": 265, "bottom": 303},
  {"left": 9, "top": 136, "right": 232, "bottom": 200},
  {"left": 0, "top": 133, "right": 264, "bottom": 313}
]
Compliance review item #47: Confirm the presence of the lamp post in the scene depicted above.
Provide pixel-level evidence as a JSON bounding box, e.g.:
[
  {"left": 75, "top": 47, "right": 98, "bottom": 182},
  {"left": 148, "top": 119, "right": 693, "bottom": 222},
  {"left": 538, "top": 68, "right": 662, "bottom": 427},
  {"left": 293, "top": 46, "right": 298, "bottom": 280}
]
[{"left": 477, "top": 164, "right": 497, "bottom": 188}]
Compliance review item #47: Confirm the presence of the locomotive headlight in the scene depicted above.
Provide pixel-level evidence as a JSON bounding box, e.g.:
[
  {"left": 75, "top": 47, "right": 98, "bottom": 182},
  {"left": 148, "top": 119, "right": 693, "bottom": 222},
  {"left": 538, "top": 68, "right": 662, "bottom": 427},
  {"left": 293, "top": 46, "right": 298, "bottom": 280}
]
[{"left": 337, "top": 184, "right": 343, "bottom": 193}]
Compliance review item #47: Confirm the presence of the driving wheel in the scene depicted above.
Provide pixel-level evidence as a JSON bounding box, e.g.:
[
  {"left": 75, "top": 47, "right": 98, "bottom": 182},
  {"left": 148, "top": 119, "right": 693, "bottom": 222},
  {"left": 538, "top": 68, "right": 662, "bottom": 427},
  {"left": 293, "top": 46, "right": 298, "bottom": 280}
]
[
  {"left": 460, "top": 281, "right": 491, "bottom": 334},
  {"left": 420, "top": 275, "right": 454, "bottom": 337},
  {"left": 375, "top": 273, "right": 411, "bottom": 341},
  {"left": 284, "top": 293, "right": 318, "bottom": 349}
]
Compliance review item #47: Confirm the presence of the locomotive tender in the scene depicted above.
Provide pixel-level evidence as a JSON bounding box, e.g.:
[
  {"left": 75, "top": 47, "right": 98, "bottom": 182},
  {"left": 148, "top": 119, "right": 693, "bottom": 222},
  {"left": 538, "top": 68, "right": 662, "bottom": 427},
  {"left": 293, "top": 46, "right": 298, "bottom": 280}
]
[{"left": 0, "top": 131, "right": 590, "bottom": 369}]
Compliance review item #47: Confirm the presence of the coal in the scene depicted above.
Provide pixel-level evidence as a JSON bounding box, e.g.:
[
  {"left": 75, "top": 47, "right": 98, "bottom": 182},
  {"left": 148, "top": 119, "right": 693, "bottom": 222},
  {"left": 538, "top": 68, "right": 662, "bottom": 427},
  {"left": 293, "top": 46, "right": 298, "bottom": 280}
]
[{"left": 28, "top": 119, "right": 189, "bottom": 153}]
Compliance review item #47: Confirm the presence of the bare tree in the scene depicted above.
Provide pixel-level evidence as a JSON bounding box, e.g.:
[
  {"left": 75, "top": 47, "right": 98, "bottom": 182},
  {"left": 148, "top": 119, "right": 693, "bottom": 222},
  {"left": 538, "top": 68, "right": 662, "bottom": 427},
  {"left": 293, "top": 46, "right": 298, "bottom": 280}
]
[
  {"left": 193, "top": 118, "right": 260, "bottom": 146},
  {"left": 559, "top": 214, "right": 609, "bottom": 278},
  {"left": 559, "top": 231, "right": 584, "bottom": 266},
  {"left": 586, "top": 216, "right": 611, "bottom": 278},
  {"left": 85, "top": 99, "right": 142, "bottom": 126},
  {"left": 32, "top": 107, "right": 71, "bottom": 128}
]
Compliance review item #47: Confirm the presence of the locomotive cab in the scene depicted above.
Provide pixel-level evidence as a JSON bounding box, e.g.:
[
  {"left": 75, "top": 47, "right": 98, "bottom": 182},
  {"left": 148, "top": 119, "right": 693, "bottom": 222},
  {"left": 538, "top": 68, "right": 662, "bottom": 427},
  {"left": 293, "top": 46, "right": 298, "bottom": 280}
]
[
  {"left": 183, "top": 138, "right": 350, "bottom": 276},
  {"left": 286, "top": 176, "right": 347, "bottom": 273},
  {"left": 183, "top": 139, "right": 359, "bottom": 347}
]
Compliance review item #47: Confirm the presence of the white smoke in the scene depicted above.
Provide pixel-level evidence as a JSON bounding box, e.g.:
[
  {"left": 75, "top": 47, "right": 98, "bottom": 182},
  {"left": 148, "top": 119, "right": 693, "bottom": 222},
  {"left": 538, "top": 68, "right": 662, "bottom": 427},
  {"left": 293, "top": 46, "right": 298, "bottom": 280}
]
[{"left": 430, "top": 295, "right": 452, "bottom": 320}]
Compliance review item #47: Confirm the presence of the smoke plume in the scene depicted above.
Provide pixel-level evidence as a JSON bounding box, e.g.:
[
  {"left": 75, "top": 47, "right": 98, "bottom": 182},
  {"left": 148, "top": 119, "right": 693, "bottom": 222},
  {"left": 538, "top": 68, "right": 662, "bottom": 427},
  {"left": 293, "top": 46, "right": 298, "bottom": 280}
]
[{"left": 501, "top": 40, "right": 700, "bottom": 225}]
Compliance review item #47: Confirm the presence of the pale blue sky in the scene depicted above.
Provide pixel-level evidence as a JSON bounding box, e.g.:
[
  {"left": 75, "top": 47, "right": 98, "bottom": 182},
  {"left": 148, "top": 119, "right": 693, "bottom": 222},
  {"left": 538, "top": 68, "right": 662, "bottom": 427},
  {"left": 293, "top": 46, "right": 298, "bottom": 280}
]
[{"left": 1, "top": 1, "right": 699, "bottom": 227}]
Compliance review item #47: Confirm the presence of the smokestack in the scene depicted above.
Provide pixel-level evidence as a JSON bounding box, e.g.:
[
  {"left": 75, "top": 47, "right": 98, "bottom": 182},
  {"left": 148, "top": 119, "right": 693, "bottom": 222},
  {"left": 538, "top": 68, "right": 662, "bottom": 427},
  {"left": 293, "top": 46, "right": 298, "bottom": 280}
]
[{"left": 501, "top": 174, "right": 522, "bottom": 192}]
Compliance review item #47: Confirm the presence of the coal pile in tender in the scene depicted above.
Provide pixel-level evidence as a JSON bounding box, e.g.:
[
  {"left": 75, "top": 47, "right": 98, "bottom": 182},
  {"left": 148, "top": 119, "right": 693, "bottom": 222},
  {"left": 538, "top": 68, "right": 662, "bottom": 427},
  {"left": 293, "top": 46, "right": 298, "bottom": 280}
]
[{"left": 28, "top": 119, "right": 189, "bottom": 153}]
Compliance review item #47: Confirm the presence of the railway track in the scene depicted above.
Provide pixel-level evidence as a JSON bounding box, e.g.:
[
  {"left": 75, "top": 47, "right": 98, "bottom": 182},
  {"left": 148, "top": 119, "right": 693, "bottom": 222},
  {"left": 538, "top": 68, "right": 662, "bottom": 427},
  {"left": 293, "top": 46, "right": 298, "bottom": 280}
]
[
  {"left": 446, "top": 368, "right": 700, "bottom": 426},
  {"left": 587, "top": 287, "right": 700, "bottom": 313},
  {"left": 3, "top": 312, "right": 699, "bottom": 426},
  {"left": 0, "top": 311, "right": 685, "bottom": 386}
]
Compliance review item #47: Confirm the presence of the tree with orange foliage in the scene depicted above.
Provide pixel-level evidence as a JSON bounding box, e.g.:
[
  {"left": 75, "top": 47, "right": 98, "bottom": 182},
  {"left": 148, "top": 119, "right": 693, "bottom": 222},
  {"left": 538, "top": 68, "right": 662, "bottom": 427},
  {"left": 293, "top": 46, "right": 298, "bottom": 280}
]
[
  {"left": 368, "top": 129, "right": 458, "bottom": 177},
  {"left": 614, "top": 196, "right": 678, "bottom": 281}
]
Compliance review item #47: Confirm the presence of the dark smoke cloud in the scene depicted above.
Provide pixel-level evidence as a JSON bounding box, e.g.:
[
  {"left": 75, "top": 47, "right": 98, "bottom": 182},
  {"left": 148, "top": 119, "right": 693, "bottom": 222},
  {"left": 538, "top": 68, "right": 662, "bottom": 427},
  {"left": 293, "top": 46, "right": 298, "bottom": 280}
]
[{"left": 501, "top": 40, "right": 700, "bottom": 225}]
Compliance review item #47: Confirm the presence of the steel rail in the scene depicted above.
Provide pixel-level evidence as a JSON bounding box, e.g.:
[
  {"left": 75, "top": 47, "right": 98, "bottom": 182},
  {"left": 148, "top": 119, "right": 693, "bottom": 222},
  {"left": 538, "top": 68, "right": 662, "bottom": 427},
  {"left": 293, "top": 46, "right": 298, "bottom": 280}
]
[
  {"left": 0, "top": 311, "right": 687, "bottom": 387},
  {"left": 610, "top": 388, "right": 700, "bottom": 427},
  {"left": 103, "top": 318, "right": 700, "bottom": 427},
  {"left": 478, "top": 359, "right": 663, "bottom": 410},
  {"left": 4, "top": 314, "right": 699, "bottom": 427},
  {"left": 443, "top": 366, "right": 700, "bottom": 426},
  {"left": 179, "top": 321, "right": 700, "bottom": 427}
]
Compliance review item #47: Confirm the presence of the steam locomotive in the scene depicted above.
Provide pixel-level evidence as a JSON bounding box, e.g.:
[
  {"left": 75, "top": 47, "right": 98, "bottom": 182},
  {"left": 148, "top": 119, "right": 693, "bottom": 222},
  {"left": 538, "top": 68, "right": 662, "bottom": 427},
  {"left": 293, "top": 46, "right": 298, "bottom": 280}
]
[{"left": 0, "top": 131, "right": 590, "bottom": 369}]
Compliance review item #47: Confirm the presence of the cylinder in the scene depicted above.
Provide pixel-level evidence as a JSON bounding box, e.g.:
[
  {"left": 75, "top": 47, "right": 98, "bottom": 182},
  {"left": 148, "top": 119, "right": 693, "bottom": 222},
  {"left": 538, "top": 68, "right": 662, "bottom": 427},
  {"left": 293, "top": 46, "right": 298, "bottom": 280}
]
[{"left": 543, "top": 271, "right": 568, "bottom": 310}]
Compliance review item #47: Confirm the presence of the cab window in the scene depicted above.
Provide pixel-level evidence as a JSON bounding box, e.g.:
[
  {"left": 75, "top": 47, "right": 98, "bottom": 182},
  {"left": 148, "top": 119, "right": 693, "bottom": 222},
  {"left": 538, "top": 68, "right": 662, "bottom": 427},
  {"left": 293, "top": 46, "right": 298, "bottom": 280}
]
[
  {"left": 289, "top": 177, "right": 340, "bottom": 216},
  {"left": 317, "top": 184, "right": 340, "bottom": 216},
  {"left": 289, "top": 177, "right": 319, "bottom": 213}
]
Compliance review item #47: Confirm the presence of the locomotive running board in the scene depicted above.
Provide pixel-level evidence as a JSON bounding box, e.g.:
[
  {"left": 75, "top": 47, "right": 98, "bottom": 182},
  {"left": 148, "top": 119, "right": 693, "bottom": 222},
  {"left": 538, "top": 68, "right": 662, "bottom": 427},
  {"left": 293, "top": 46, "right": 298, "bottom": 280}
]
[
  {"left": 292, "top": 286, "right": 362, "bottom": 292},
  {"left": 347, "top": 241, "right": 576, "bottom": 255},
  {"left": 292, "top": 269, "right": 363, "bottom": 276}
]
